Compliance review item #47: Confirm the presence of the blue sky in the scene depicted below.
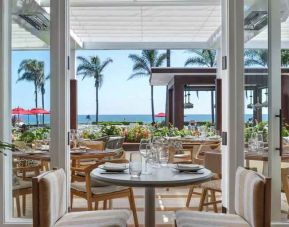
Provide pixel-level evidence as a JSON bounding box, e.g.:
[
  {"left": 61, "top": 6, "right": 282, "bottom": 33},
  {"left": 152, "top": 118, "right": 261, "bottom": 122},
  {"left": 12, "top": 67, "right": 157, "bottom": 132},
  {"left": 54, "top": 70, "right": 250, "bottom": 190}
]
[{"left": 12, "top": 49, "right": 257, "bottom": 115}]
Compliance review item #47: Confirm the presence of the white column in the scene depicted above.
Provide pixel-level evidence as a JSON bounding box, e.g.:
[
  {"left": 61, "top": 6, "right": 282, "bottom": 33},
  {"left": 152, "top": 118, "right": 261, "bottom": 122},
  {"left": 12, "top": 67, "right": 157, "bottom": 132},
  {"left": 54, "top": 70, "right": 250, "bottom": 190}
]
[
  {"left": 221, "top": 0, "right": 244, "bottom": 213},
  {"left": 268, "top": 0, "right": 281, "bottom": 222},
  {"left": 0, "top": 0, "right": 12, "bottom": 223},
  {"left": 50, "top": 0, "right": 70, "bottom": 206},
  {"left": 70, "top": 40, "right": 76, "bottom": 80}
]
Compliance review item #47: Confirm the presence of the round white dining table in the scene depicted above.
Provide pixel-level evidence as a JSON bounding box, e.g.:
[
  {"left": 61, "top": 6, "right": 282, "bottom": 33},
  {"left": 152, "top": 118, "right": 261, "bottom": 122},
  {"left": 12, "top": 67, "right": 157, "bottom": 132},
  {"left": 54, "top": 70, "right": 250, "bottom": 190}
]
[{"left": 91, "top": 165, "right": 213, "bottom": 227}]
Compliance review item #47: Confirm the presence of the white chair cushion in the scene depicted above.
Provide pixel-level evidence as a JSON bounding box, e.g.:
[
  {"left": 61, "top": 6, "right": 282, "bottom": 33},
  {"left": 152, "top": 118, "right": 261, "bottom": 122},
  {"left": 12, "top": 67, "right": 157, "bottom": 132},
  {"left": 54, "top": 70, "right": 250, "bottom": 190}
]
[
  {"left": 13, "top": 179, "right": 32, "bottom": 190},
  {"left": 54, "top": 210, "right": 130, "bottom": 227},
  {"left": 71, "top": 182, "right": 129, "bottom": 195},
  {"left": 176, "top": 210, "right": 250, "bottom": 227}
]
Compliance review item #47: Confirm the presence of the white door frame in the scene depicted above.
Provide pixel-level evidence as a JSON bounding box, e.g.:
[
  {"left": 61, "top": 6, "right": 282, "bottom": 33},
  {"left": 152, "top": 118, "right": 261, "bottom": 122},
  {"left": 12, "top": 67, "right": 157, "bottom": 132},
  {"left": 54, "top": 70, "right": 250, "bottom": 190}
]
[
  {"left": 268, "top": 0, "right": 282, "bottom": 224},
  {"left": 0, "top": 0, "right": 70, "bottom": 225},
  {"left": 50, "top": 0, "right": 70, "bottom": 206},
  {"left": 221, "top": 0, "right": 244, "bottom": 213}
]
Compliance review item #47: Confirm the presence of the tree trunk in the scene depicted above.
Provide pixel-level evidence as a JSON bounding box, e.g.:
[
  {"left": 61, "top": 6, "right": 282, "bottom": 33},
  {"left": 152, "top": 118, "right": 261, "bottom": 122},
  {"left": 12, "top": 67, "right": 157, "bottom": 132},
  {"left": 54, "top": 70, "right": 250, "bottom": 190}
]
[
  {"left": 34, "top": 82, "right": 39, "bottom": 126},
  {"left": 41, "top": 89, "right": 45, "bottom": 126},
  {"left": 211, "top": 90, "right": 215, "bottom": 124},
  {"left": 95, "top": 83, "right": 99, "bottom": 124},
  {"left": 151, "top": 85, "right": 155, "bottom": 123}
]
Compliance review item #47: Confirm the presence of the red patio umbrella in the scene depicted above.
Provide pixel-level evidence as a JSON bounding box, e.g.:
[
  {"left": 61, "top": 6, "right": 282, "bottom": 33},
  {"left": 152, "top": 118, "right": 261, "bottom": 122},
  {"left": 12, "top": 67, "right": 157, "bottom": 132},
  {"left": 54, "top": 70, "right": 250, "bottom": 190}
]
[
  {"left": 30, "top": 108, "right": 50, "bottom": 126},
  {"left": 155, "top": 112, "right": 166, "bottom": 118},
  {"left": 12, "top": 107, "right": 30, "bottom": 115},
  {"left": 29, "top": 108, "right": 50, "bottom": 115}
]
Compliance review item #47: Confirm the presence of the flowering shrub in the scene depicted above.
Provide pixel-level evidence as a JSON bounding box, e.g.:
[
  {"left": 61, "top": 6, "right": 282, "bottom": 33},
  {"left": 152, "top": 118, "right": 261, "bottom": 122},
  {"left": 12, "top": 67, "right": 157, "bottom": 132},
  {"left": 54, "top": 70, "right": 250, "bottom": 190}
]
[
  {"left": 101, "top": 125, "right": 122, "bottom": 136},
  {"left": 81, "top": 129, "right": 102, "bottom": 140},
  {"left": 122, "top": 125, "right": 150, "bottom": 142}
]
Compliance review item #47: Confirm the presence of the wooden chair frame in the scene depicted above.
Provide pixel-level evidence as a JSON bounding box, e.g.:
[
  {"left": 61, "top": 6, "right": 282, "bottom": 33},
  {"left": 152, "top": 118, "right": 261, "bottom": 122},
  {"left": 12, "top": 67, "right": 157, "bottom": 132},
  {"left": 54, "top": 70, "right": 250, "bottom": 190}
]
[{"left": 70, "top": 159, "right": 139, "bottom": 227}]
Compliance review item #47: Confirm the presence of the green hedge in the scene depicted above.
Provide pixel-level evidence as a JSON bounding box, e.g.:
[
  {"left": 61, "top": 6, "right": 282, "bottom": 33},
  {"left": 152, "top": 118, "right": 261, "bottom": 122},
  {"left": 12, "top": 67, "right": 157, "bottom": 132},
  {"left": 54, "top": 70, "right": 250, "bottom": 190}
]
[{"left": 92, "top": 121, "right": 143, "bottom": 126}]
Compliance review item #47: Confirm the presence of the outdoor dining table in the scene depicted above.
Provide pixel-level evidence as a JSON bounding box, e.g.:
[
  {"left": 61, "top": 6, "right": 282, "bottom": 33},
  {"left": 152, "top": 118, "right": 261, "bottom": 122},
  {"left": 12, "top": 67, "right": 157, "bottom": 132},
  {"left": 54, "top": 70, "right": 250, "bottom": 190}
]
[
  {"left": 245, "top": 151, "right": 289, "bottom": 175},
  {"left": 91, "top": 165, "right": 213, "bottom": 227},
  {"left": 13, "top": 149, "right": 120, "bottom": 169}
]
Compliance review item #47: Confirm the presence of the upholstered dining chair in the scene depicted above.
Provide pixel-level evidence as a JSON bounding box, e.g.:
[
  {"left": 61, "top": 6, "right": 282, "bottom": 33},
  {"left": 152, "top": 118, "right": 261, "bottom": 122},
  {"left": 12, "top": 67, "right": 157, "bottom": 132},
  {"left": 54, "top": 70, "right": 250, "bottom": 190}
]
[
  {"left": 13, "top": 178, "right": 32, "bottom": 217},
  {"left": 176, "top": 167, "right": 271, "bottom": 227},
  {"left": 32, "top": 168, "right": 131, "bottom": 227},
  {"left": 281, "top": 167, "right": 289, "bottom": 218},
  {"left": 186, "top": 151, "right": 222, "bottom": 211},
  {"left": 70, "top": 159, "right": 139, "bottom": 227}
]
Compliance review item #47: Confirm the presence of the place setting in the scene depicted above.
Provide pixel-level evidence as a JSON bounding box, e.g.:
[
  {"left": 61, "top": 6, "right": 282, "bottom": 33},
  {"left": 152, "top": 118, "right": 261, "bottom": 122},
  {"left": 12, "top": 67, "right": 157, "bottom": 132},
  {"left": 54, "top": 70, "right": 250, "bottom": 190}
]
[
  {"left": 98, "top": 162, "right": 129, "bottom": 174},
  {"left": 171, "top": 163, "right": 205, "bottom": 174}
]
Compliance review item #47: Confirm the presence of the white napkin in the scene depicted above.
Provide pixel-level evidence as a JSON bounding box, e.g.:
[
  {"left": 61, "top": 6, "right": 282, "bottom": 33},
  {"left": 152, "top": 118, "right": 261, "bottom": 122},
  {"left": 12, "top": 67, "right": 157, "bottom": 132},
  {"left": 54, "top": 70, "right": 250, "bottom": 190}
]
[
  {"left": 177, "top": 164, "right": 200, "bottom": 170},
  {"left": 103, "top": 162, "right": 127, "bottom": 169}
]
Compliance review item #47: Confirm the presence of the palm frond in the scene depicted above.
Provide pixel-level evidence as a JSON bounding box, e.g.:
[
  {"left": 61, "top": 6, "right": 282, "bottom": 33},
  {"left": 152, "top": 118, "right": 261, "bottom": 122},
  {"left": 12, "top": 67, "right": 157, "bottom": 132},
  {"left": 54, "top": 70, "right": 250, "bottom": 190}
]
[
  {"left": 99, "top": 58, "right": 113, "bottom": 73},
  {"left": 156, "top": 53, "right": 167, "bottom": 67},
  {"left": 127, "top": 72, "right": 148, "bottom": 80},
  {"left": 184, "top": 57, "right": 207, "bottom": 67}
]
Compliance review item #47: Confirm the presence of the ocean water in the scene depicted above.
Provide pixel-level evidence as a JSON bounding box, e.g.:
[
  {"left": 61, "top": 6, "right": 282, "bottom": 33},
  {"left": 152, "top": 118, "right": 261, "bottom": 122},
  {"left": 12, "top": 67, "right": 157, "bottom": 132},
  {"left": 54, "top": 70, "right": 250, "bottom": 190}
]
[{"left": 17, "top": 114, "right": 268, "bottom": 125}]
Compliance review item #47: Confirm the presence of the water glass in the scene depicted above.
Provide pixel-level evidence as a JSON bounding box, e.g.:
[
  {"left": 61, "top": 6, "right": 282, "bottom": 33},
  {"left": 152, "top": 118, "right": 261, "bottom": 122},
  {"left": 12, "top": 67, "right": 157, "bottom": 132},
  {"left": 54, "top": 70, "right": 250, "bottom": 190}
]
[
  {"left": 129, "top": 152, "right": 142, "bottom": 178},
  {"left": 159, "top": 145, "right": 169, "bottom": 166},
  {"left": 257, "top": 133, "right": 264, "bottom": 152}
]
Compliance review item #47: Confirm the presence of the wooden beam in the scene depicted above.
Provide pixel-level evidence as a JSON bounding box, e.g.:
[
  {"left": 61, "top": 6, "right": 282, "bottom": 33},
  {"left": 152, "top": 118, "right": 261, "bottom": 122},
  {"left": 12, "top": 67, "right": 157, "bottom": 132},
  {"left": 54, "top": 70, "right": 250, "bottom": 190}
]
[
  {"left": 215, "top": 79, "right": 222, "bottom": 133},
  {"left": 173, "top": 84, "right": 184, "bottom": 129},
  {"left": 70, "top": 79, "right": 78, "bottom": 130}
]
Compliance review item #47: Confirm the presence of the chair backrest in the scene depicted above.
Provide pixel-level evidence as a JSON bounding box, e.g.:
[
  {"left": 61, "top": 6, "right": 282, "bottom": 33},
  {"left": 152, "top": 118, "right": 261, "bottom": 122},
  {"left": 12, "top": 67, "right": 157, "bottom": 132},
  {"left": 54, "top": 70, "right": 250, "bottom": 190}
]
[
  {"left": 204, "top": 151, "right": 222, "bottom": 176},
  {"left": 106, "top": 136, "right": 125, "bottom": 149},
  {"left": 235, "top": 167, "right": 271, "bottom": 227},
  {"left": 32, "top": 169, "right": 67, "bottom": 227},
  {"left": 281, "top": 168, "right": 289, "bottom": 205}
]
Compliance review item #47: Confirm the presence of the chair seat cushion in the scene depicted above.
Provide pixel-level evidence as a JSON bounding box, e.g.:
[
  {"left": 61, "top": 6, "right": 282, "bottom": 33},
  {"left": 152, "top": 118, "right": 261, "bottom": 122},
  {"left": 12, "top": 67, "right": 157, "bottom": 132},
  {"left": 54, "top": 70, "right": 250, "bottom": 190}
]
[
  {"left": 13, "top": 179, "right": 32, "bottom": 190},
  {"left": 176, "top": 210, "right": 250, "bottom": 227},
  {"left": 54, "top": 210, "right": 130, "bottom": 227},
  {"left": 200, "top": 179, "right": 221, "bottom": 191},
  {"left": 71, "top": 182, "right": 129, "bottom": 195}
]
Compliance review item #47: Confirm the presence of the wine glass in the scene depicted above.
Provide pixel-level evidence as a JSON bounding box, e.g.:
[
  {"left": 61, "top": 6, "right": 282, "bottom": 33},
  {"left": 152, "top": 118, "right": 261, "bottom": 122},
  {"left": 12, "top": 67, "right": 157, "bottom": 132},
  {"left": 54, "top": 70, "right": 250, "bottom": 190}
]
[{"left": 139, "top": 139, "right": 151, "bottom": 174}]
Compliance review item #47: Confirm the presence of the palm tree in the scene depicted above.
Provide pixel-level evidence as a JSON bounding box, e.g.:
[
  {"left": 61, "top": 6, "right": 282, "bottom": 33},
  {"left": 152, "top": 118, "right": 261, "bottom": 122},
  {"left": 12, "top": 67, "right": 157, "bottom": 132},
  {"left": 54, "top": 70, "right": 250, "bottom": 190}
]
[
  {"left": 244, "top": 49, "right": 268, "bottom": 67},
  {"left": 18, "top": 59, "right": 45, "bottom": 126},
  {"left": 39, "top": 74, "right": 50, "bottom": 125},
  {"left": 128, "top": 50, "right": 167, "bottom": 123},
  {"left": 185, "top": 49, "right": 217, "bottom": 68},
  {"left": 184, "top": 49, "right": 217, "bottom": 124},
  {"left": 77, "top": 56, "right": 113, "bottom": 123}
]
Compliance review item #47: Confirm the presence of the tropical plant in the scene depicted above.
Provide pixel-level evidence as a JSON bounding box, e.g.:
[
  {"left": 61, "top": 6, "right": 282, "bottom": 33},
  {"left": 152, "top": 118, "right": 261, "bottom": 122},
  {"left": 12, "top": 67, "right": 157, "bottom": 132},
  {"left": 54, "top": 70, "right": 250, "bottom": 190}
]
[
  {"left": 281, "top": 49, "right": 289, "bottom": 67},
  {"left": 17, "top": 59, "right": 47, "bottom": 126},
  {"left": 128, "top": 50, "right": 167, "bottom": 123},
  {"left": 184, "top": 49, "right": 217, "bottom": 68},
  {"left": 77, "top": 56, "right": 113, "bottom": 123},
  {"left": 19, "top": 128, "right": 50, "bottom": 143},
  {"left": 244, "top": 49, "right": 268, "bottom": 67},
  {"left": 0, "top": 141, "right": 15, "bottom": 156},
  {"left": 101, "top": 125, "right": 122, "bottom": 136},
  {"left": 184, "top": 49, "right": 217, "bottom": 124}
]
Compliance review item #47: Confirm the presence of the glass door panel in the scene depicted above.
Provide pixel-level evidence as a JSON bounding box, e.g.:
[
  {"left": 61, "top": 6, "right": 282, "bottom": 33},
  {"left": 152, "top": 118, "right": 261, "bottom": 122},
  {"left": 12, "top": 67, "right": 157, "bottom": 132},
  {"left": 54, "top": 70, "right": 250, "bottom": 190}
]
[
  {"left": 243, "top": 0, "right": 269, "bottom": 175},
  {"left": 11, "top": 0, "right": 51, "bottom": 219}
]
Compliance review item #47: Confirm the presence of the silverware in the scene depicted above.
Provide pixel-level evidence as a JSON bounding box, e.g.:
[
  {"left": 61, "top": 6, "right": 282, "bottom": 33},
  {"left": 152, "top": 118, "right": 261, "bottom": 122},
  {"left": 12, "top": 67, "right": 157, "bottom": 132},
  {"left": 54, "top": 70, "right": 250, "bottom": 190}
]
[{"left": 100, "top": 172, "right": 127, "bottom": 174}]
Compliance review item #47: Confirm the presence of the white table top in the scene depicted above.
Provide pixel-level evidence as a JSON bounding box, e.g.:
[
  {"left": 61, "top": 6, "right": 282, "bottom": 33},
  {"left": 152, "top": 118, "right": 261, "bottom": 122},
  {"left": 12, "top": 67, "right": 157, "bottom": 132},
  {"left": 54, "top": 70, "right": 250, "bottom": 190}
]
[{"left": 91, "top": 165, "right": 213, "bottom": 188}]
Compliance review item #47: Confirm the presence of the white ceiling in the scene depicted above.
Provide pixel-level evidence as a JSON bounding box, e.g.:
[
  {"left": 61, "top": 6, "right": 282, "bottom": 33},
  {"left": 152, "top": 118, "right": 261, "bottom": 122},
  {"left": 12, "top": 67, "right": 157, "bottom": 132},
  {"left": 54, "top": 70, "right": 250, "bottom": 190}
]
[{"left": 11, "top": 0, "right": 289, "bottom": 50}]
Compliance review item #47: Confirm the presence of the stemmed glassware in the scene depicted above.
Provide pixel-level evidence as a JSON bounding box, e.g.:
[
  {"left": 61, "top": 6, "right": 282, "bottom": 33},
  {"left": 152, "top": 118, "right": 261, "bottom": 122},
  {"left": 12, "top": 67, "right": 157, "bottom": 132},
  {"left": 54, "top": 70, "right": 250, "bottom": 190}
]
[{"left": 139, "top": 139, "right": 152, "bottom": 174}]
